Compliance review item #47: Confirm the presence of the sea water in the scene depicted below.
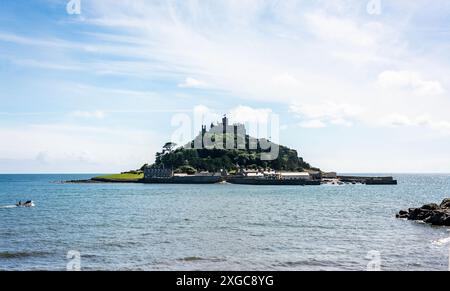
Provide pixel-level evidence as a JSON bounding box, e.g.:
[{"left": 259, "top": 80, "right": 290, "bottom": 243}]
[{"left": 1, "top": 174, "right": 450, "bottom": 270}]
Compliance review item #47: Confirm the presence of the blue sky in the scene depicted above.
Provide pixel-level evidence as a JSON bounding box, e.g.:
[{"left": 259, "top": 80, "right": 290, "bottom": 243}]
[{"left": 1, "top": 0, "right": 450, "bottom": 173}]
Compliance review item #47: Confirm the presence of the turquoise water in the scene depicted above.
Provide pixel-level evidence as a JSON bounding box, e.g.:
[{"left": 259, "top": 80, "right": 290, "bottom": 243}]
[{"left": 1, "top": 174, "right": 450, "bottom": 271}]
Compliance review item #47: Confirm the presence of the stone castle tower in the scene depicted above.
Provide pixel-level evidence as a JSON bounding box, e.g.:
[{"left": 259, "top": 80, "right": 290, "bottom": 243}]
[{"left": 191, "top": 115, "right": 247, "bottom": 149}]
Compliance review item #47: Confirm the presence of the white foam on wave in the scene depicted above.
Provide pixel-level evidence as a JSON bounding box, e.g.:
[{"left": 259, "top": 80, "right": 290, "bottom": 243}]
[
  {"left": 432, "top": 237, "right": 450, "bottom": 246},
  {"left": 0, "top": 205, "right": 17, "bottom": 209}
]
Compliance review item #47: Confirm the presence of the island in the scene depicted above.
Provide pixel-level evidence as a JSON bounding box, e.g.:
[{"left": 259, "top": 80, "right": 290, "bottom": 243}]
[{"left": 72, "top": 115, "right": 397, "bottom": 186}]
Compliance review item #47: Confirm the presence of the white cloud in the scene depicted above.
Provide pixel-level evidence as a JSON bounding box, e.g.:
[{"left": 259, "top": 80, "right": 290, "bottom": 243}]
[
  {"left": 192, "top": 104, "right": 273, "bottom": 126},
  {"left": 193, "top": 105, "right": 221, "bottom": 125},
  {"left": 289, "top": 102, "right": 362, "bottom": 128},
  {"left": 228, "top": 105, "right": 272, "bottom": 124},
  {"left": 299, "top": 120, "right": 326, "bottom": 129},
  {"left": 430, "top": 120, "right": 450, "bottom": 133},
  {"left": 270, "top": 73, "right": 303, "bottom": 92},
  {"left": 0, "top": 124, "right": 161, "bottom": 173},
  {"left": 381, "top": 113, "right": 450, "bottom": 134},
  {"left": 290, "top": 102, "right": 362, "bottom": 120},
  {"left": 12, "top": 58, "right": 82, "bottom": 71},
  {"left": 4, "top": 2, "right": 448, "bottom": 131},
  {"left": 178, "top": 77, "right": 209, "bottom": 89},
  {"left": 381, "top": 113, "right": 415, "bottom": 127},
  {"left": 377, "top": 70, "right": 445, "bottom": 96},
  {"left": 193, "top": 104, "right": 213, "bottom": 116},
  {"left": 304, "top": 12, "right": 377, "bottom": 47},
  {"left": 330, "top": 118, "right": 353, "bottom": 127},
  {"left": 71, "top": 110, "right": 106, "bottom": 119}
]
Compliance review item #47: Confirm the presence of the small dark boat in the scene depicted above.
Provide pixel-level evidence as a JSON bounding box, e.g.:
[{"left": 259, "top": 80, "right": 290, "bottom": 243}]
[{"left": 16, "top": 200, "right": 35, "bottom": 207}]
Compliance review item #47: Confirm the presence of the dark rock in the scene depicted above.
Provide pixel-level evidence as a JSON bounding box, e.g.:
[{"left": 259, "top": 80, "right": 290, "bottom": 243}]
[
  {"left": 396, "top": 210, "right": 409, "bottom": 218},
  {"left": 443, "top": 216, "right": 450, "bottom": 226},
  {"left": 407, "top": 208, "right": 433, "bottom": 221},
  {"left": 440, "top": 198, "right": 450, "bottom": 209},
  {"left": 397, "top": 198, "right": 450, "bottom": 227},
  {"left": 423, "top": 211, "right": 447, "bottom": 226},
  {"left": 421, "top": 203, "right": 439, "bottom": 210}
]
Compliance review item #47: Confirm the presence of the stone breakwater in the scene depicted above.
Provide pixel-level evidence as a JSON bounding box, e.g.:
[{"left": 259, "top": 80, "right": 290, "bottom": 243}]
[
  {"left": 396, "top": 198, "right": 450, "bottom": 226},
  {"left": 61, "top": 178, "right": 141, "bottom": 184}
]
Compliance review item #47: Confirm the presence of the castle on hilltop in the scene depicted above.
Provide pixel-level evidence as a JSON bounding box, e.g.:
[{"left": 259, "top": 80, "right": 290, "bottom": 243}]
[{"left": 190, "top": 115, "right": 252, "bottom": 150}]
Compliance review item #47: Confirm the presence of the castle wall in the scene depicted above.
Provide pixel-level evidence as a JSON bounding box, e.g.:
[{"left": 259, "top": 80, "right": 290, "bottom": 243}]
[{"left": 144, "top": 168, "right": 173, "bottom": 179}]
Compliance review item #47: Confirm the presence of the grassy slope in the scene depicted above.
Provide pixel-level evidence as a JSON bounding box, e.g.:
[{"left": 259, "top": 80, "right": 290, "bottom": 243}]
[{"left": 93, "top": 173, "right": 144, "bottom": 181}]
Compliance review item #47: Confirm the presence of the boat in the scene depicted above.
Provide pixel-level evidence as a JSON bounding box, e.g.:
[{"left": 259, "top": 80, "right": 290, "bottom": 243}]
[{"left": 16, "top": 200, "right": 35, "bottom": 207}]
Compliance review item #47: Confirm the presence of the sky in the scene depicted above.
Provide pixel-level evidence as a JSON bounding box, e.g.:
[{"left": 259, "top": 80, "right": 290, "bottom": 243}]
[{"left": 1, "top": 0, "right": 450, "bottom": 173}]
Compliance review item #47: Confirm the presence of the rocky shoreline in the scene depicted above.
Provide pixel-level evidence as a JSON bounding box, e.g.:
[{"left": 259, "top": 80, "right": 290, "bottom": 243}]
[
  {"left": 62, "top": 174, "right": 398, "bottom": 185},
  {"left": 396, "top": 198, "right": 450, "bottom": 226},
  {"left": 62, "top": 179, "right": 105, "bottom": 184}
]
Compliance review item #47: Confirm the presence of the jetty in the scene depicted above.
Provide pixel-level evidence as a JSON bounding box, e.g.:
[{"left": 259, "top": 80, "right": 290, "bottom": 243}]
[{"left": 337, "top": 175, "right": 397, "bottom": 185}]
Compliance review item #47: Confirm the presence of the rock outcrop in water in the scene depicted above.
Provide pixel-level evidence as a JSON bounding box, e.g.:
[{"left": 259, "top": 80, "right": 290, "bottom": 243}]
[{"left": 396, "top": 198, "right": 450, "bottom": 226}]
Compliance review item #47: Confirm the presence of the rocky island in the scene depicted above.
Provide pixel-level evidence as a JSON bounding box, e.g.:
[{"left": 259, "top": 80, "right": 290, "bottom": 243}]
[
  {"left": 396, "top": 198, "right": 450, "bottom": 226},
  {"left": 67, "top": 115, "right": 397, "bottom": 185}
]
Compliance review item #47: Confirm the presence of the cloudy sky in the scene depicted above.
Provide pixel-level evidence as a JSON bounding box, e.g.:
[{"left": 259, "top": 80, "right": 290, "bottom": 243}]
[{"left": 1, "top": 0, "right": 450, "bottom": 173}]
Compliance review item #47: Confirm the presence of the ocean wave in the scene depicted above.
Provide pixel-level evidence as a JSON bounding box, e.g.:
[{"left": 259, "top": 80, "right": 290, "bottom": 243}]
[
  {"left": 0, "top": 205, "right": 17, "bottom": 209},
  {"left": 273, "top": 258, "right": 341, "bottom": 268},
  {"left": 180, "top": 256, "right": 205, "bottom": 262},
  {"left": 0, "top": 251, "right": 50, "bottom": 259},
  {"left": 247, "top": 222, "right": 267, "bottom": 226},
  {"left": 80, "top": 253, "right": 100, "bottom": 259},
  {"left": 179, "top": 256, "right": 226, "bottom": 263},
  {"left": 101, "top": 241, "right": 142, "bottom": 248},
  {"left": 432, "top": 237, "right": 450, "bottom": 246}
]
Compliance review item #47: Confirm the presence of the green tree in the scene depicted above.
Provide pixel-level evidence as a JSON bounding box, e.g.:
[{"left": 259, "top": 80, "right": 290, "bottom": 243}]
[{"left": 162, "top": 142, "right": 177, "bottom": 154}]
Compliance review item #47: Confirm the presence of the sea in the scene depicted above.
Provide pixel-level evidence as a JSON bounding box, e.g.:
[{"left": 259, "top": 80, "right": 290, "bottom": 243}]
[{"left": 1, "top": 174, "right": 450, "bottom": 271}]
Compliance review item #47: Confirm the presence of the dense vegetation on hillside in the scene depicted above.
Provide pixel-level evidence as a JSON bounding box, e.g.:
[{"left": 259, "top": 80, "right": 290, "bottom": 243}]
[{"left": 145, "top": 139, "right": 317, "bottom": 174}]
